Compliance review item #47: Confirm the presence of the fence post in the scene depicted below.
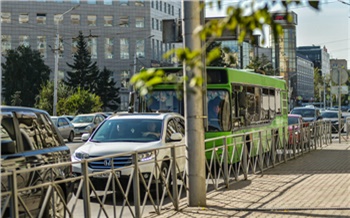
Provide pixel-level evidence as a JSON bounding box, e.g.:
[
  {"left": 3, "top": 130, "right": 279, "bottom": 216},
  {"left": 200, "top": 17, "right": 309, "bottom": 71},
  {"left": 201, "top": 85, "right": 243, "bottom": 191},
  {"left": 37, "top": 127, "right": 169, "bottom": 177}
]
[
  {"left": 81, "top": 160, "right": 91, "bottom": 218},
  {"left": 223, "top": 137, "right": 229, "bottom": 188},
  {"left": 8, "top": 170, "right": 19, "bottom": 218},
  {"left": 271, "top": 129, "right": 276, "bottom": 167},
  {"left": 242, "top": 135, "right": 248, "bottom": 180},
  {"left": 132, "top": 153, "right": 141, "bottom": 218},
  {"left": 258, "top": 131, "right": 264, "bottom": 175},
  {"left": 282, "top": 127, "right": 287, "bottom": 162},
  {"left": 171, "top": 146, "right": 179, "bottom": 210}
]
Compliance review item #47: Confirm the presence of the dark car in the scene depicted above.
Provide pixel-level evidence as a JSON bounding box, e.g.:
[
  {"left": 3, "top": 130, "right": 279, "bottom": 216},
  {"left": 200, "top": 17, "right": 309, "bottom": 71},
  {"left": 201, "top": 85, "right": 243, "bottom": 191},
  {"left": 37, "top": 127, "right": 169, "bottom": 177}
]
[
  {"left": 321, "top": 110, "right": 345, "bottom": 133},
  {"left": 288, "top": 114, "right": 303, "bottom": 146},
  {"left": 290, "top": 106, "right": 322, "bottom": 122},
  {"left": 1, "top": 106, "right": 73, "bottom": 217}
]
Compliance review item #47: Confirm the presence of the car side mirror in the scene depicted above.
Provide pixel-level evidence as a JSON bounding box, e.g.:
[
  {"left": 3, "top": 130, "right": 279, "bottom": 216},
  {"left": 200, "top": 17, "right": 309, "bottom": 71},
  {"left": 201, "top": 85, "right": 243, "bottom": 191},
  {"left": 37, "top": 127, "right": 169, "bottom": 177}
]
[
  {"left": 170, "top": 133, "right": 183, "bottom": 142},
  {"left": 81, "top": 133, "right": 90, "bottom": 142}
]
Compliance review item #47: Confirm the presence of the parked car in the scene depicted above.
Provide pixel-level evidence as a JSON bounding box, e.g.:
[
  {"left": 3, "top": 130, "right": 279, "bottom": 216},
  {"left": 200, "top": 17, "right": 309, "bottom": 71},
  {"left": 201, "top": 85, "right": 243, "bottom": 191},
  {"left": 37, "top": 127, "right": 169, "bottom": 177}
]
[
  {"left": 290, "top": 107, "right": 322, "bottom": 122},
  {"left": 1, "top": 106, "right": 73, "bottom": 217},
  {"left": 321, "top": 110, "right": 345, "bottom": 133},
  {"left": 71, "top": 112, "right": 186, "bottom": 195},
  {"left": 61, "top": 115, "right": 75, "bottom": 121},
  {"left": 288, "top": 114, "right": 303, "bottom": 146},
  {"left": 71, "top": 113, "right": 105, "bottom": 138},
  {"left": 51, "top": 116, "right": 75, "bottom": 142}
]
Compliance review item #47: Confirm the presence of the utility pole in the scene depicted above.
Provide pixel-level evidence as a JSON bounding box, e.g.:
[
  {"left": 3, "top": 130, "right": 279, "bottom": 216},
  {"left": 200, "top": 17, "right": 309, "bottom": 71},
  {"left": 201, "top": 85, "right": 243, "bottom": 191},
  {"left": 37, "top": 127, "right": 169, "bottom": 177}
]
[
  {"left": 53, "top": 5, "right": 80, "bottom": 116},
  {"left": 182, "top": 0, "right": 206, "bottom": 206}
]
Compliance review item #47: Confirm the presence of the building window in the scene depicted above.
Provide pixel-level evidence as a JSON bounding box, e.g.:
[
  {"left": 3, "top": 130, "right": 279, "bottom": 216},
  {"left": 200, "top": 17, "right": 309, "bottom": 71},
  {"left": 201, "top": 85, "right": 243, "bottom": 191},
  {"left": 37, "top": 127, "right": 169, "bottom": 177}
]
[
  {"left": 87, "top": 0, "right": 96, "bottom": 4},
  {"left": 72, "top": 38, "right": 78, "bottom": 57},
  {"left": 54, "top": 14, "right": 63, "bottom": 25},
  {"left": 119, "top": 0, "right": 128, "bottom": 6},
  {"left": 1, "top": 13, "right": 11, "bottom": 23},
  {"left": 71, "top": 14, "right": 80, "bottom": 24},
  {"left": 121, "top": 70, "right": 130, "bottom": 89},
  {"left": 88, "top": 37, "right": 97, "bottom": 59},
  {"left": 37, "top": 36, "right": 47, "bottom": 58},
  {"left": 135, "top": 0, "right": 144, "bottom": 6},
  {"left": 168, "top": 4, "right": 171, "bottom": 14},
  {"left": 120, "top": 16, "right": 129, "bottom": 27},
  {"left": 160, "top": 1, "right": 162, "bottom": 11},
  {"left": 104, "top": 0, "right": 112, "bottom": 5},
  {"left": 152, "top": 18, "right": 154, "bottom": 29},
  {"left": 87, "top": 15, "right": 97, "bottom": 26},
  {"left": 36, "top": 13, "right": 46, "bottom": 24},
  {"left": 105, "top": 38, "right": 113, "bottom": 59},
  {"left": 120, "top": 38, "right": 129, "bottom": 59},
  {"left": 156, "top": 0, "right": 158, "bottom": 9},
  {"left": 156, "top": 19, "right": 159, "bottom": 30},
  {"left": 19, "top": 14, "right": 29, "bottom": 24},
  {"left": 19, "top": 35, "right": 29, "bottom": 47},
  {"left": 104, "top": 16, "right": 113, "bottom": 26},
  {"left": 71, "top": 0, "right": 79, "bottom": 3},
  {"left": 160, "top": 20, "right": 162, "bottom": 31},
  {"left": 135, "top": 17, "right": 144, "bottom": 28},
  {"left": 172, "top": 6, "right": 174, "bottom": 15},
  {"left": 1, "top": 35, "right": 11, "bottom": 54},
  {"left": 164, "top": 2, "right": 166, "bottom": 13},
  {"left": 136, "top": 39, "right": 145, "bottom": 58},
  {"left": 151, "top": 0, "right": 154, "bottom": 8}
]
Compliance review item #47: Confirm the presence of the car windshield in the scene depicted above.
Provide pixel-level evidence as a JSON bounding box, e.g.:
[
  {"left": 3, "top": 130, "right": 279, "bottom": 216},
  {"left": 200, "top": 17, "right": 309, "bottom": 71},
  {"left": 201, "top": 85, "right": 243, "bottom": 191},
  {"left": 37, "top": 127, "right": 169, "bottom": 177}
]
[
  {"left": 321, "top": 112, "right": 338, "bottom": 118},
  {"left": 291, "top": 109, "right": 315, "bottom": 117},
  {"left": 72, "top": 115, "right": 94, "bottom": 123},
  {"left": 51, "top": 118, "right": 58, "bottom": 126},
  {"left": 288, "top": 116, "right": 299, "bottom": 125},
  {"left": 91, "top": 118, "right": 163, "bottom": 142}
]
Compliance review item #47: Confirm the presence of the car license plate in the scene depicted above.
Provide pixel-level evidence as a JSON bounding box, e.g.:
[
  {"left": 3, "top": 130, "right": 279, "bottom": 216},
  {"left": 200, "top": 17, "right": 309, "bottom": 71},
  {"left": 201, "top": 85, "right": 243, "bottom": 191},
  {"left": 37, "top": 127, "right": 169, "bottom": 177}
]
[{"left": 93, "top": 171, "right": 120, "bottom": 178}]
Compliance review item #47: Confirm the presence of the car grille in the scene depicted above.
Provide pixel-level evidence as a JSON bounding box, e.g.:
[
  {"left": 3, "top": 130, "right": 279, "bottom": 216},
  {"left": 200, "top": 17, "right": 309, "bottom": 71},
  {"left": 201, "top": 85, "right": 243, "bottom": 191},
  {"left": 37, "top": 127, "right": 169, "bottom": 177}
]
[
  {"left": 75, "top": 127, "right": 86, "bottom": 131},
  {"left": 88, "top": 155, "right": 132, "bottom": 169}
]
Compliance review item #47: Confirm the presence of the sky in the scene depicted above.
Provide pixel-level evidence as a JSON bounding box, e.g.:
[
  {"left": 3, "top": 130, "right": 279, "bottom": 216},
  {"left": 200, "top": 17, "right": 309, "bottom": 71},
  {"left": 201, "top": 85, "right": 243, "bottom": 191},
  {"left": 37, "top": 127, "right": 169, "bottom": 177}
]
[{"left": 205, "top": 0, "right": 350, "bottom": 64}]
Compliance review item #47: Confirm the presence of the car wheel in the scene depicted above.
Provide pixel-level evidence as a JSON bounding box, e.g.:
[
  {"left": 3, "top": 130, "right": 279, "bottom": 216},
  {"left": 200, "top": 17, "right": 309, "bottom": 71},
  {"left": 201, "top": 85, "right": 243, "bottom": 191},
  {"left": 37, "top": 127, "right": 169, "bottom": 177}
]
[
  {"left": 159, "top": 162, "right": 171, "bottom": 196},
  {"left": 68, "top": 131, "right": 74, "bottom": 142},
  {"left": 45, "top": 185, "right": 65, "bottom": 218}
]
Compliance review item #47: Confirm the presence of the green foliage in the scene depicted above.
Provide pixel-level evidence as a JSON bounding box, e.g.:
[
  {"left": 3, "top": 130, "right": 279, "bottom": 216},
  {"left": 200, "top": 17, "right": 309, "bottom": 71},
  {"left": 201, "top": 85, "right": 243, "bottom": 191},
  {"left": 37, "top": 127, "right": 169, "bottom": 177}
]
[
  {"left": 95, "top": 67, "right": 121, "bottom": 111},
  {"left": 1, "top": 45, "right": 50, "bottom": 107},
  {"left": 61, "top": 87, "right": 102, "bottom": 115},
  {"left": 35, "top": 81, "right": 74, "bottom": 115},
  {"left": 65, "top": 31, "right": 100, "bottom": 92}
]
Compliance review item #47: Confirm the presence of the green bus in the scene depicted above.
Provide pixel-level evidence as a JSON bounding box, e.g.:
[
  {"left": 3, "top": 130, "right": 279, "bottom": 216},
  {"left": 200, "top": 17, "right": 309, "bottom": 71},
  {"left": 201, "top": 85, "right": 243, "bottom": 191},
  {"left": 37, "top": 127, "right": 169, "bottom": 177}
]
[{"left": 133, "top": 67, "right": 289, "bottom": 161}]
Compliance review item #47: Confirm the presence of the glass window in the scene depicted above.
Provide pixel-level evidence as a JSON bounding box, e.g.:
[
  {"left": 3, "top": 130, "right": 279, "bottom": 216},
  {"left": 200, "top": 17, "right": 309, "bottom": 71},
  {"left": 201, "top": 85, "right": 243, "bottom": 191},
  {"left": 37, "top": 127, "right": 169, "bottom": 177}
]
[
  {"left": 1, "top": 35, "right": 11, "bottom": 54},
  {"left": 136, "top": 39, "right": 145, "bottom": 58},
  {"left": 71, "top": 0, "right": 79, "bottom": 3},
  {"left": 104, "top": 15, "right": 113, "bottom": 26},
  {"left": 120, "top": 16, "right": 129, "bottom": 27},
  {"left": 1, "top": 118, "right": 17, "bottom": 155},
  {"left": 54, "top": 14, "right": 63, "bottom": 25},
  {"left": 1, "top": 12, "right": 11, "bottom": 23},
  {"left": 135, "top": 17, "right": 144, "bottom": 28},
  {"left": 19, "top": 14, "right": 29, "bottom": 24},
  {"left": 36, "top": 13, "right": 46, "bottom": 24},
  {"left": 119, "top": 0, "right": 128, "bottom": 5},
  {"left": 87, "top": 0, "right": 96, "bottom": 4},
  {"left": 71, "top": 14, "right": 80, "bottom": 24},
  {"left": 37, "top": 36, "right": 47, "bottom": 58},
  {"left": 164, "top": 2, "right": 166, "bottom": 12},
  {"left": 121, "top": 70, "right": 130, "bottom": 88},
  {"left": 151, "top": 0, "right": 154, "bottom": 8},
  {"left": 168, "top": 4, "right": 171, "bottom": 14},
  {"left": 88, "top": 37, "right": 97, "bottom": 59},
  {"left": 207, "top": 90, "right": 231, "bottom": 131},
  {"left": 105, "top": 38, "right": 113, "bottom": 59},
  {"left": 156, "top": 19, "right": 159, "bottom": 30},
  {"left": 120, "top": 38, "right": 129, "bottom": 59},
  {"left": 172, "top": 5, "right": 174, "bottom": 15},
  {"left": 135, "top": 0, "right": 144, "bottom": 6},
  {"left": 160, "top": 1, "right": 162, "bottom": 11},
  {"left": 87, "top": 15, "right": 97, "bottom": 26},
  {"left": 104, "top": 0, "right": 112, "bottom": 5},
  {"left": 156, "top": 0, "right": 158, "bottom": 9},
  {"left": 19, "top": 35, "right": 29, "bottom": 47},
  {"left": 152, "top": 18, "right": 154, "bottom": 29},
  {"left": 71, "top": 38, "right": 78, "bottom": 57}
]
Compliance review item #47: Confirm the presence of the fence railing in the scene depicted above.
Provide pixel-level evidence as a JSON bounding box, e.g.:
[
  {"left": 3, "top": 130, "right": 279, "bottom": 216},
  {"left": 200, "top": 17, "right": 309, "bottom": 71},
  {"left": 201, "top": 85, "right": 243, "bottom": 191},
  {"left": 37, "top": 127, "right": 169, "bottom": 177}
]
[{"left": 1, "top": 121, "right": 333, "bottom": 218}]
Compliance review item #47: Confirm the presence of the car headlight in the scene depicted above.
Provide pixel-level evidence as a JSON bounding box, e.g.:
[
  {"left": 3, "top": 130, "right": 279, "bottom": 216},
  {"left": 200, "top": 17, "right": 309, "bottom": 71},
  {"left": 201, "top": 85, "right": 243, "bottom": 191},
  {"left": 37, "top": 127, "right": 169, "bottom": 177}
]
[
  {"left": 74, "top": 152, "right": 89, "bottom": 160},
  {"left": 84, "top": 125, "right": 92, "bottom": 131},
  {"left": 138, "top": 152, "right": 154, "bottom": 162}
]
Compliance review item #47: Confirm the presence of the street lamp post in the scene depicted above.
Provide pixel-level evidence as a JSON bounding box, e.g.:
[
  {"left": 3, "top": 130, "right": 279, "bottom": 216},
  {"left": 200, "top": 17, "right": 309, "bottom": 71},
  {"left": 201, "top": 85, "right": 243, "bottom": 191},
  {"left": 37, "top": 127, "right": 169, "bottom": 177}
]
[{"left": 53, "top": 5, "right": 80, "bottom": 116}]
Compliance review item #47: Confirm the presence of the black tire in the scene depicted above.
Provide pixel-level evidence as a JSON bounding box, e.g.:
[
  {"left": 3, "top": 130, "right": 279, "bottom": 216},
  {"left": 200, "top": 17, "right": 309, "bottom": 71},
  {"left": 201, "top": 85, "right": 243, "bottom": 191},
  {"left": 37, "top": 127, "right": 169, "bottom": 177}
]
[
  {"left": 159, "top": 162, "right": 171, "bottom": 195},
  {"left": 68, "top": 131, "right": 74, "bottom": 142},
  {"left": 45, "top": 185, "right": 65, "bottom": 218}
]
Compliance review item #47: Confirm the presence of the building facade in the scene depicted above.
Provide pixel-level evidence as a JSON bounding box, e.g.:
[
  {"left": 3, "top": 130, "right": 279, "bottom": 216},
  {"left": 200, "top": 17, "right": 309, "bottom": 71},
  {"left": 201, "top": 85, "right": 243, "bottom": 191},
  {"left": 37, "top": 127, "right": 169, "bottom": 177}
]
[
  {"left": 296, "top": 45, "right": 330, "bottom": 77},
  {"left": 295, "top": 54, "right": 314, "bottom": 105},
  {"left": 1, "top": 0, "right": 181, "bottom": 110}
]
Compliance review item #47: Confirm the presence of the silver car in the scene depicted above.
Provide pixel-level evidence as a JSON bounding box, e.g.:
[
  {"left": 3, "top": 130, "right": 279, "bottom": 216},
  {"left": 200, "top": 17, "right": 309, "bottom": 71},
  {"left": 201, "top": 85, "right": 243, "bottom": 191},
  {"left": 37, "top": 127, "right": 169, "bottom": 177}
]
[
  {"left": 71, "top": 113, "right": 105, "bottom": 137},
  {"left": 51, "top": 116, "right": 75, "bottom": 142}
]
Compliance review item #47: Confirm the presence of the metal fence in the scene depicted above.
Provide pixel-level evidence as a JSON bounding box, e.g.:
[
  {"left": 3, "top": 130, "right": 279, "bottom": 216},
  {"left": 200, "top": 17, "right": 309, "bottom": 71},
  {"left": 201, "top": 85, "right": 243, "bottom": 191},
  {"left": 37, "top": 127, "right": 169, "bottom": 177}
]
[{"left": 1, "top": 121, "right": 333, "bottom": 218}]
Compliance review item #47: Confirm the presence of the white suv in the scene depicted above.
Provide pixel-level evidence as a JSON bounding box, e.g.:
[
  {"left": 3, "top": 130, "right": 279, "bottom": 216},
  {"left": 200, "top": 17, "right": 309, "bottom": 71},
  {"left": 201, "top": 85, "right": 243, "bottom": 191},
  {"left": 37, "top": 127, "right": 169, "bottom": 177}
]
[{"left": 71, "top": 112, "right": 186, "bottom": 193}]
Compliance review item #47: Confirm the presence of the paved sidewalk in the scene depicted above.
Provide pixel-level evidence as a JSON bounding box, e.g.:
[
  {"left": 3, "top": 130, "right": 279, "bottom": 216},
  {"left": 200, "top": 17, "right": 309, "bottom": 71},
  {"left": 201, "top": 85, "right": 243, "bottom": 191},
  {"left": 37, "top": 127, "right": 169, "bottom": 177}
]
[{"left": 146, "top": 140, "right": 350, "bottom": 217}]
